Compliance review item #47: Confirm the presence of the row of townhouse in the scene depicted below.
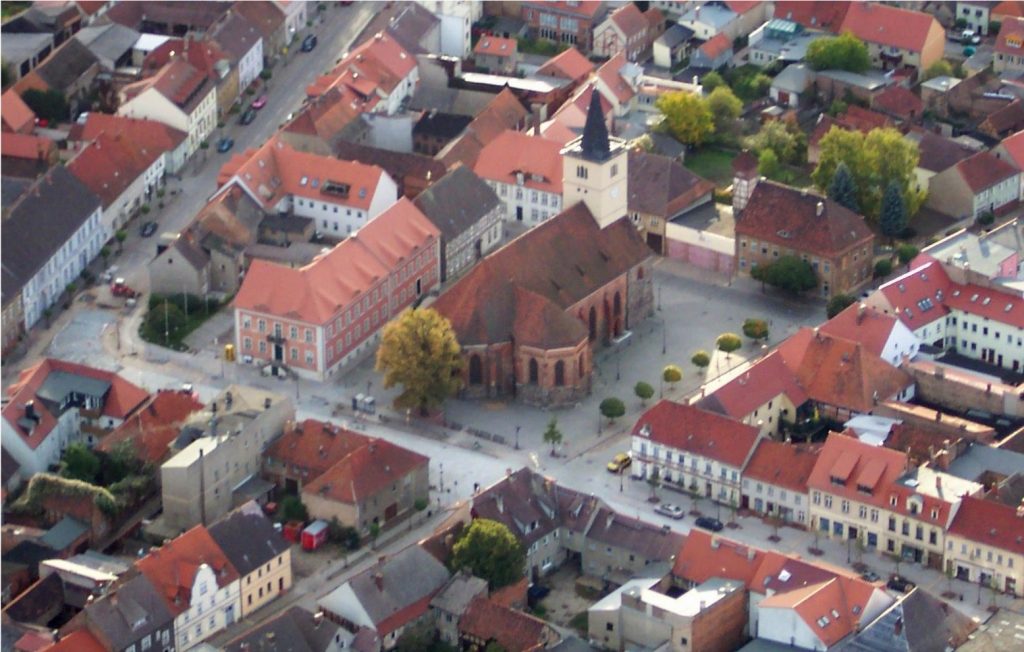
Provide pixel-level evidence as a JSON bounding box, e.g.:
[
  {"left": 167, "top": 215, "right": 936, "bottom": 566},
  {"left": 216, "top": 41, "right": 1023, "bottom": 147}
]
[{"left": 56, "top": 505, "right": 292, "bottom": 652}]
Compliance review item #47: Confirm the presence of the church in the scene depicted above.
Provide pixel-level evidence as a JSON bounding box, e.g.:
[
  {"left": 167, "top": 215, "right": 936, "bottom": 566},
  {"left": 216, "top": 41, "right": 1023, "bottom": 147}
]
[{"left": 433, "top": 93, "right": 655, "bottom": 407}]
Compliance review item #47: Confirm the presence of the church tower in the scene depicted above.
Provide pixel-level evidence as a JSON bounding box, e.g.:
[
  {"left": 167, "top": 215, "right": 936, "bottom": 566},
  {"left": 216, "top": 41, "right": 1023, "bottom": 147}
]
[{"left": 561, "top": 91, "right": 629, "bottom": 229}]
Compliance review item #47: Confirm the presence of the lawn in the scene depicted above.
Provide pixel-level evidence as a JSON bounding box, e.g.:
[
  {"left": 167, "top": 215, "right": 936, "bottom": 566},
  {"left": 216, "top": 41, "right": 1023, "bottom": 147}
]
[
  {"left": 139, "top": 293, "right": 225, "bottom": 352},
  {"left": 684, "top": 148, "right": 738, "bottom": 187}
]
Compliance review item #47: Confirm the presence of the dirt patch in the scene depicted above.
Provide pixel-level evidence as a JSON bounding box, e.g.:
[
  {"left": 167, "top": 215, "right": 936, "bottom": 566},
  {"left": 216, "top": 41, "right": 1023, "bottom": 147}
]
[
  {"left": 289, "top": 542, "right": 351, "bottom": 578},
  {"left": 535, "top": 565, "right": 601, "bottom": 629}
]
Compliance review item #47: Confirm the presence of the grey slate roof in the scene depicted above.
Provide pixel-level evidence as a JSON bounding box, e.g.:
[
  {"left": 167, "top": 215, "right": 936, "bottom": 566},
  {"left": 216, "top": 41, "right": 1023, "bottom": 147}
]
[
  {"left": 385, "top": 3, "right": 439, "bottom": 55},
  {"left": 82, "top": 573, "right": 175, "bottom": 651},
  {"left": 74, "top": 23, "right": 140, "bottom": 68},
  {"left": 320, "top": 545, "right": 450, "bottom": 629},
  {"left": 1, "top": 177, "right": 33, "bottom": 212},
  {"left": 2, "top": 167, "right": 101, "bottom": 305},
  {"left": 656, "top": 23, "right": 694, "bottom": 49},
  {"left": 837, "top": 588, "right": 977, "bottom": 652},
  {"left": 207, "top": 509, "right": 290, "bottom": 577},
  {"left": 38, "top": 517, "right": 89, "bottom": 551},
  {"left": 412, "top": 166, "right": 500, "bottom": 241},
  {"left": 430, "top": 573, "right": 488, "bottom": 616},
  {"left": 224, "top": 606, "right": 347, "bottom": 652},
  {"left": 32, "top": 39, "right": 98, "bottom": 92},
  {"left": 210, "top": 10, "right": 262, "bottom": 65}
]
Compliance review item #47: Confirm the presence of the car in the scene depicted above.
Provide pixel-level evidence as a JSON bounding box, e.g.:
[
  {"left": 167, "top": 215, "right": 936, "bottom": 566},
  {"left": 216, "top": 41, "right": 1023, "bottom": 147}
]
[
  {"left": 607, "top": 452, "right": 631, "bottom": 473},
  {"left": 140, "top": 221, "right": 158, "bottom": 237},
  {"left": 860, "top": 570, "right": 881, "bottom": 583},
  {"left": 886, "top": 574, "right": 915, "bottom": 593},
  {"left": 240, "top": 108, "right": 257, "bottom": 125},
  {"left": 217, "top": 137, "right": 234, "bottom": 153},
  {"left": 301, "top": 34, "right": 317, "bottom": 52},
  {"left": 694, "top": 516, "right": 724, "bottom": 532},
  {"left": 251, "top": 95, "right": 267, "bottom": 110},
  {"left": 101, "top": 265, "right": 119, "bottom": 283},
  {"left": 655, "top": 503, "right": 684, "bottom": 520}
]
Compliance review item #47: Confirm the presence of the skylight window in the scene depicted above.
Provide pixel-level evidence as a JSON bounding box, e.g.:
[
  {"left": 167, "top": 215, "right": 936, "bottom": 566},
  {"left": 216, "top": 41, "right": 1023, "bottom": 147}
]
[{"left": 300, "top": 176, "right": 308, "bottom": 186}]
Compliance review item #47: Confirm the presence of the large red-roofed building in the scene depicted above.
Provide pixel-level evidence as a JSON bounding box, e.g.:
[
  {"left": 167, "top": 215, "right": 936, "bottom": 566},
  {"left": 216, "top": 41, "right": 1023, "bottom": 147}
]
[
  {"left": 945, "top": 496, "right": 1024, "bottom": 595},
  {"left": 838, "top": 2, "right": 945, "bottom": 72}
]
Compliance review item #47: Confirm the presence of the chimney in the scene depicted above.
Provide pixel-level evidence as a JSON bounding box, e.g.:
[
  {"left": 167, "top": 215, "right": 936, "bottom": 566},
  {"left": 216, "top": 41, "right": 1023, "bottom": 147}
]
[
  {"left": 816, "top": 201, "right": 824, "bottom": 217},
  {"left": 313, "top": 611, "right": 324, "bottom": 628},
  {"left": 711, "top": 537, "right": 720, "bottom": 550},
  {"left": 856, "top": 303, "right": 867, "bottom": 323},
  {"left": 747, "top": 547, "right": 756, "bottom": 561}
]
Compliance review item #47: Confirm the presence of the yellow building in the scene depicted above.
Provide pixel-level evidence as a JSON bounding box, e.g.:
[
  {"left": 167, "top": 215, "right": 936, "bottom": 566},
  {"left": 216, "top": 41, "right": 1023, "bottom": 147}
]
[
  {"left": 945, "top": 496, "right": 1024, "bottom": 597},
  {"left": 208, "top": 506, "right": 293, "bottom": 617}
]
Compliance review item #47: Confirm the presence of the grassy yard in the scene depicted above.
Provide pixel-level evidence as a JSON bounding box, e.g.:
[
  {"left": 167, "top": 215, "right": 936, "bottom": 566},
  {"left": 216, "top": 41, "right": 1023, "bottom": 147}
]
[
  {"left": 684, "top": 148, "right": 738, "bottom": 187},
  {"left": 139, "top": 294, "right": 225, "bottom": 351}
]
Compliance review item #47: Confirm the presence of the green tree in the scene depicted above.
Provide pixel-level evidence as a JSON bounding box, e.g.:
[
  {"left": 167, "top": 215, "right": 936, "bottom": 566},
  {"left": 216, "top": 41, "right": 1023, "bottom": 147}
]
[
  {"left": 744, "top": 120, "right": 805, "bottom": 164},
  {"left": 806, "top": 32, "right": 870, "bottom": 72},
  {"left": 634, "top": 381, "right": 655, "bottom": 406},
  {"left": 376, "top": 308, "right": 463, "bottom": 415},
  {"left": 751, "top": 256, "right": 818, "bottom": 294},
  {"left": 874, "top": 259, "right": 893, "bottom": 278},
  {"left": 742, "top": 318, "right": 769, "bottom": 341},
  {"left": 542, "top": 416, "right": 563, "bottom": 455},
  {"left": 115, "top": 229, "right": 128, "bottom": 252},
  {"left": 662, "top": 364, "right": 682, "bottom": 387},
  {"left": 923, "top": 59, "right": 955, "bottom": 81},
  {"left": 21, "top": 88, "right": 68, "bottom": 122},
  {"left": 897, "top": 244, "right": 920, "bottom": 265},
  {"left": 369, "top": 521, "right": 381, "bottom": 547},
  {"left": 1, "top": 60, "right": 11, "bottom": 89},
  {"left": 600, "top": 397, "right": 626, "bottom": 422},
  {"left": 280, "top": 495, "right": 308, "bottom": 522},
  {"left": 757, "top": 148, "right": 781, "bottom": 180},
  {"left": 826, "top": 294, "right": 857, "bottom": 319},
  {"left": 716, "top": 332, "right": 743, "bottom": 353},
  {"left": 142, "top": 302, "right": 187, "bottom": 343},
  {"left": 451, "top": 519, "right": 525, "bottom": 589},
  {"left": 701, "top": 70, "right": 725, "bottom": 92},
  {"left": 880, "top": 180, "right": 908, "bottom": 242},
  {"left": 707, "top": 86, "right": 742, "bottom": 134},
  {"left": 656, "top": 91, "right": 714, "bottom": 147},
  {"left": 60, "top": 443, "right": 100, "bottom": 483},
  {"left": 827, "top": 161, "right": 859, "bottom": 213},
  {"left": 690, "top": 351, "right": 710, "bottom": 369},
  {"left": 102, "top": 440, "right": 140, "bottom": 484},
  {"left": 647, "top": 466, "right": 660, "bottom": 500}
]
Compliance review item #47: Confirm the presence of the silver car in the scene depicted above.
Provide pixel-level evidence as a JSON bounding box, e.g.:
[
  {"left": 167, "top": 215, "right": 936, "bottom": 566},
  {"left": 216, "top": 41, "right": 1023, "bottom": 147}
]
[{"left": 655, "top": 503, "right": 685, "bottom": 520}]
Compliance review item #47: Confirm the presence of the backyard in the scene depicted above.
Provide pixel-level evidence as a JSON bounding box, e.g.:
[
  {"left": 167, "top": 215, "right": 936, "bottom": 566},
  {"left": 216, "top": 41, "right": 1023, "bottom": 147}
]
[{"left": 684, "top": 148, "right": 738, "bottom": 187}]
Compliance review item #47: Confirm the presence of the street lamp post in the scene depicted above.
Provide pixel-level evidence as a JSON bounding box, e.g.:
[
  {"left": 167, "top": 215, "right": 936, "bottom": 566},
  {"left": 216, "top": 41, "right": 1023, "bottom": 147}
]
[
  {"left": 439, "top": 462, "right": 445, "bottom": 494},
  {"left": 598, "top": 408, "right": 602, "bottom": 435},
  {"left": 661, "top": 318, "right": 667, "bottom": 355},
  {"left": 657, "top": 283, "right": 662, "bottom": 311},
  {"left": 616, "top": 347, "right": 621, "bottom": 381},
  {"left": 846, "top": 537, "right": 852, "bottom": 564},
  {"left": 515, "top": 425, "right": 521, "bottom": 450}
]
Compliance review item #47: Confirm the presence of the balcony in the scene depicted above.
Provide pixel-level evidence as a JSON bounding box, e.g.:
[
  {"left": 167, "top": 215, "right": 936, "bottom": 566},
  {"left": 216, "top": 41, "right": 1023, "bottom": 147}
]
[{"left": 266, "top": 333, "right": 286, "bottom": 345}]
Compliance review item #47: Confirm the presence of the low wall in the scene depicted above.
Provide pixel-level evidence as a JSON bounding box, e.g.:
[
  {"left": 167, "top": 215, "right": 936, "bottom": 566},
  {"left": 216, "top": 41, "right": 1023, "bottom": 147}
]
[
  {"left": 906, "top": 360, "right": 1024, "bottom": 418},
  {"left": 665, "top": 223, "right": 735, "bottom": 275}
]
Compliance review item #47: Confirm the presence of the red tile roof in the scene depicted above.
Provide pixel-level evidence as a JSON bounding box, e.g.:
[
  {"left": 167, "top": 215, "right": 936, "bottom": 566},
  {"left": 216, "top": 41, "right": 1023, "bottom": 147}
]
[
  {"left": 742, "top": 440, "right": 820, "bottom": 493},
  {"left": 460, "top": 598, "right": 554, "bottom": 652},
  {"left": 627, "top": 150, "right": 715, "bottom": 218},
  {"left": 725, "top": 0, "right": 761, "bottom": 14},
  {"left": 2, "top": 359, "right": 148, "bottom": 451},
  {"left": 777, "top": 329, "right": 914, "bottom": 413},
  {"left": 0, "top": 132, "right": 54, "bottom": 161},
  {"left": 633, "top": 400, "right": 761, "bottom": 467},
  {"left": 948, "top": 496, "right": 1024, "bottom": 556},
  {"left": 233, "top": 198, "right": 439, "bottom": 324},
  {"left": 944, "top": 281, "right": 1024, "bottom": 329},
  {"left": 536, "top": 47, "right": 594, "bottom": 82},
  {"left": 474, "top": 35, "right": 517, "bottom": 57},
  {"left": 307, "top": 31, "right": 416, "bottom": 100},
  {"left": 837, "top": 105, "right": 892, "bottom": 133},
  {"left": 473, "top": 130, "right": 563, "bottom": 194},
  {"left": 595, "top": 52, "right": 636, "bottom": 104},
  {"left": 98, "top": 390, "right": 205, "bottom": 464},
  {"left": 994, "top": 0, "right": 1024, "bottom": 19},
  {"left": 876, "top": 258, "right": 952, "bottom": 329},
  {"left": 43, "top": 630, "right": 106, "bottom": 652},
  {"left": 773, "top": 1, "right": 851, "bottom": 32},
  {"left": 217, "top": 136, "right": 386, "bottom": 211},
  {"left": 282, "top": 87, "right": 363, "bottom": 141},
  {"left": 699, "top": 33, "right": 732, "bottom": 59},
  {"left": 124, "top": 58, "right": 212, "bottom": 114},
  {"left": 143, "top": 36, "right": 229, "bottom": 82},
  {"left": 135, "top": 525, "right": 239, "bottom": 617},
  {"left": 819, "top": 302, "right": 901, "bottom": 359},
  {"left": 871, "top": 85, "right": 923, "bottom": 121},
  {"left": 438, "top": 88, "right": 529, "bottom": 169},
  {"left": 696, "top": 351, "right": 808, "bottom": 420},
  {"left": 955, "top": 151, "right": 1020, "bottom": 193},
  {"left": 67, "top": 131, "right": 164, "bottom": 208},
  {"left": 1, "top": 90, "right": 36, "bottom": 134},
  {"left": 672, "top": 529, "right": 765, "bottom": 586},
  {"left": 68, "top": 113, "right": 187, "bottom": 153},
  {"left": 761, "top": 576, "right": 873, "bottom": 647},
  {"left": 995, "top": 17, "right": 1024, "bottom": 57},
  {"left": 265, "top": 418, "right": 371, "bottom": 481},
  {"left": 735, "top": 181, "right": 874, "bottom": 258},
  {"left": 839, "top": 2, "right": 941, "bottom": 53},
  {"left": 607, "top": 2, "right": 648, "bottom": 39},
  {"left": 303, "top": 438, "right": 428, "bottom": 505},
  {"left": 997, "top": 129, "right": 1024, "bottom": 168}
]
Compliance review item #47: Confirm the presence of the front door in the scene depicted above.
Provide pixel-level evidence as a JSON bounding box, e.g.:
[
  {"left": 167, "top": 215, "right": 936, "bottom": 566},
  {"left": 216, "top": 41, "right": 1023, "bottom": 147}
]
[
  {"left": 225, "top": 605, "right": 235, "bottom": 625},
  {"left": 274, "top": 344, "right": 283, "bottom": 362},
  {"left": 516, "top": 206, "right": 523, "bottom": 221}
]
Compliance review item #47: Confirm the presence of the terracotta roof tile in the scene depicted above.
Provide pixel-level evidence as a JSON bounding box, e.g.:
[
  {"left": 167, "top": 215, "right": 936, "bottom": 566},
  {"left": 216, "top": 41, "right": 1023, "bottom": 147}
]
[
  {"left": 265, "top": 418, "right": 371, "bottom": 482},
  {"left": 67, "top": 131, "right": 164, "bottom": 208},
  {"left": 773, "top": 1, "right": 851, "bottom": 32},
  {"left": 303, "top": 438, "right": 428, "bottom": 505},
  {"left": 735, "top": 181, "right": 874, "bottom": 258},
  {"left": 98, "top": 390, "right": 205, "bottom": 465},
  {"left": 994, "top": 0, "right": 1024, "bottom": 19},
  {"left": 536, "top": 47, "right": 594, "bottom": 82},
  {"left": 439, "top": 88, "right": 530, "bottom": 169},
  {"left": 725, "top": 0, "right": 761, "bottom": 13},
  {"left": 135, "top": 525, "right": 239, "bottom": 617},
  {"left": 948, "top": 496, "right": 1024, "bottom": 556},
  {"left": 995, "top": 17, "right": 1024, "bottom": 57},
  {"left": 997, "top": 129, "right": 1024, "bottom": 168},
  {"left": 474, "top": 35, "right": 517, "bottom": 57},
  {"left": 672, "top": 529, "right": 765, "bottom": 586},
  {"left": 872, "top": 85, "right": 923, "bottom": 120},
  {"left": 633, "top": 400, "right": 761, "bottom": 467},
  {"left": 839, "top": 2, "right": 941, "bottom": 53},
  {"left": 696, "top": 351, "right": 808, "bottom": 420},
  {"left": 473, "top": 130, "right": 563, "bottom": 194},
  {"left": 807, "top": 432, "right": 908, "bottom": 511},
  {"left": 44, "top": 630, "right": 106, "bottom": 652},
  {"left": 460, "top": 598, "right": 555, "bottom": 652},
  {"left": 743, "top": 440, "right": 820, "bottom": 493},
  {"left": 607, "top": 2, "right": 648, "bottom": 39},
  {"left": 233, "top": 198, "right": 438, "bottom": 324},
  {"left": 944, "top": 280, "right": 1024, "bottom": 328},
  {"left": 0, "top": 132, "right": 54, "bottom": 161},
  {"left": 699, "top": 33, "right": 732, "bottom": 59},
  {"left": 904, "top": 129, "right": 974, "bottom": 173},
  {"left": 955, "top": 150, "right": 1020, "bottom": 193},
  {"left": 308, "top": 32, "right": 415, "bottom": 100},
  {"left": 231, "top": 1, "right": 285, "bottom": 43},
  {"left": 1, "top": 90, "right": 36, "bottom": 134},
  {"left": 68, "top": 113, "right": 186, "bottom": 153},
  {"left": 877, "top": 258, "right": 953, "bottom": 329},
  {"left": 819, "top": 302, "right": 900, "bottom": 359},
  {"left": 981, "top": 98, "right": 1024, "bottom": 137},
  {"left": 2, "top": 359, "right": 148, "bottom": 452},
  {"left": 595, "top": 52, "right": 636, "bottom": 104}
]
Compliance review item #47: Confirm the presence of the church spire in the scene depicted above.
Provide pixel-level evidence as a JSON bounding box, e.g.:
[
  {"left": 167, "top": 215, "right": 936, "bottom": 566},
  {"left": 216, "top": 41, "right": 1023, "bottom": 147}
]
[{"left": 580, "top": 89, "right": 610, "bottom": 161}]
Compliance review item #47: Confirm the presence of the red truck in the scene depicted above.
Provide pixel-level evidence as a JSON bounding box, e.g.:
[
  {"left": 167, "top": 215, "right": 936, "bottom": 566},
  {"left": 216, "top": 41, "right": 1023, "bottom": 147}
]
[{"left": 111, "top": 278, "right": 138, "bottom": 298}]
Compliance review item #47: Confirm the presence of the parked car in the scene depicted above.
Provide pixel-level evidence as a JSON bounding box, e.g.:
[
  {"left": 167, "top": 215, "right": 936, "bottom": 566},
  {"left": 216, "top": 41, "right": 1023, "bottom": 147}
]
[
  {"left": 140, "top": 221, "right": 158, "bottom": 237},
  {"left": 694, "top": 516, "right": 724, "bottom": 532},
  {"left": 101, "top": 266, "right": 118, "bottom": 283},
  {"left": 217, "top": 137, "right": 234, "bottom": 153},
  {"left": 860, "top": 570, "right": 881, "bottom": 583},
  {"left": 111, "top": 278, "right": 138, "bottom": 298},
  {"left": 240, "top": 108, "right": 257, "bottom": 125},
  {"left": 655, "top": 503, "right": 684, "bottom": 520},
  {"left": 607, "top": 452, "right": 631, "bottom": 473},
  {"left": 887, "top": 574, "right": 915, "bottom": 593},
  {"left": 251, "top": 94, "right": 268, "bottom": 110},
  {"left": 301, "top": 34, "right": 317, "bottom": 52}
]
